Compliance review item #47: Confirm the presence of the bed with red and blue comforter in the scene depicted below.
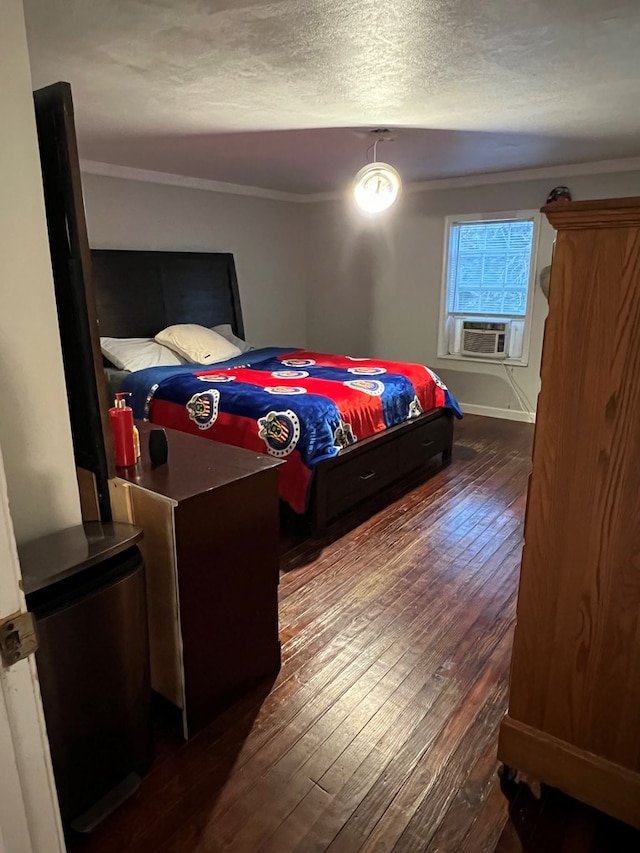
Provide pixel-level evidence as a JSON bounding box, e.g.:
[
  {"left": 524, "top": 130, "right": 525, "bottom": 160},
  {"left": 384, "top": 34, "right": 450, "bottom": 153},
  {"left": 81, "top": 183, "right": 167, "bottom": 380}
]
[{"left": 122, "top": 347, "right": 461, "bottom": 517}]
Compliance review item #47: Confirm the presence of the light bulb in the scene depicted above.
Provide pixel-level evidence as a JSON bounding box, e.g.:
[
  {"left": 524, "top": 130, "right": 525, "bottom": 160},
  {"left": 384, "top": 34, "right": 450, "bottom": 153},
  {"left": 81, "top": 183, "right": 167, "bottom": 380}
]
[{"left": 353, "top": 162, "right": 401, "bottom": 214}]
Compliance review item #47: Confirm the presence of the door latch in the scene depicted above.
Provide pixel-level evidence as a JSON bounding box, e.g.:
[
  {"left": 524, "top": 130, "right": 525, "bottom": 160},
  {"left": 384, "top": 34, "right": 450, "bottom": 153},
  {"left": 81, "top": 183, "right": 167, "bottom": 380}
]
[{"left": 0, "top": 612, "right": 38, "bottom": 667}]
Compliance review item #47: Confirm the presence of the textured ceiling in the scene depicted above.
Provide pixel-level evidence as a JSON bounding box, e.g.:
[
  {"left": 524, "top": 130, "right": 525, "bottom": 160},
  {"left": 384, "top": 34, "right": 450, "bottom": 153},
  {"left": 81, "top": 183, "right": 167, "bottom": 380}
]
[{"left": 24, "top": 0, "right": 640, "bottom": 194}]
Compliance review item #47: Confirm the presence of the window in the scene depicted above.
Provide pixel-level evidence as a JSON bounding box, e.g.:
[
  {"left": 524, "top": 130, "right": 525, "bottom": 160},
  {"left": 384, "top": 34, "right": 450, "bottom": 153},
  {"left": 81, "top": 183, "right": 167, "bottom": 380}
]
[
  {"left": 447, "top": 219, "right": 534, "bottom": 315},
  {"left": 439, "top": 211, "right": 540, "bottom": 365}
]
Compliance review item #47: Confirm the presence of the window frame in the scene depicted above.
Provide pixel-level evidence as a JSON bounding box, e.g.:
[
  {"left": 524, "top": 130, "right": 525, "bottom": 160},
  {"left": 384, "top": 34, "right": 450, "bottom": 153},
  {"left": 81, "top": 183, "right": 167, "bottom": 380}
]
[{"left": 437, "top": 209, "right": 541, "bottom": 367}]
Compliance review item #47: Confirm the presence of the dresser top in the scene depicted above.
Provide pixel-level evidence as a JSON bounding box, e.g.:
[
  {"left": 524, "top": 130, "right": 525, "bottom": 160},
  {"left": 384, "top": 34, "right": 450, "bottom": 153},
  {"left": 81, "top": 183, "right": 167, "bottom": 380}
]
[{"left": 116, "top": 421, "right": 282, "bottom": 502}]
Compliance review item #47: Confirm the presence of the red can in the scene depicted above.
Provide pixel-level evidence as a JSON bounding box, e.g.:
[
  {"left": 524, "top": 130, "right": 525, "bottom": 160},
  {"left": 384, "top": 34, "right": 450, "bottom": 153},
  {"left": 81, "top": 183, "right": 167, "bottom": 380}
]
[{"left": 109, "top": 393, "right": 136, "bottom": 467}]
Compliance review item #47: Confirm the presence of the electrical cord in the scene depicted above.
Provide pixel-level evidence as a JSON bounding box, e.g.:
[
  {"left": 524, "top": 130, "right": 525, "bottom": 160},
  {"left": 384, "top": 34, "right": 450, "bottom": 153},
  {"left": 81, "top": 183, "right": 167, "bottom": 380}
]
[
  {"left": 366, "top": 138, "right": 380, "bottom": 163},
  {"left": 502, "top": 363, "right": 536, "bottom": 423}
]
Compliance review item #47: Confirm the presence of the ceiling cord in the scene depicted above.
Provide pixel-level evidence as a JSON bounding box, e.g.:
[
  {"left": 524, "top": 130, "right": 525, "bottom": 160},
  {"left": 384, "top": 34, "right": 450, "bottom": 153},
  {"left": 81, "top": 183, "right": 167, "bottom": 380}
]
[{"left": 366, "top": 137, "right": 382, "bottom": 163}]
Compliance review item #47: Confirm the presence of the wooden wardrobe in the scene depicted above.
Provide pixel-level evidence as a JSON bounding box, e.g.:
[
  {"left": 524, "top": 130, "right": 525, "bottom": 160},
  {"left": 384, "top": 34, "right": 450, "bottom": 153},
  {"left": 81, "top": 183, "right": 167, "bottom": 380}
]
[{"left": 498, "top": 197, "right": 640, "bottom": 829}]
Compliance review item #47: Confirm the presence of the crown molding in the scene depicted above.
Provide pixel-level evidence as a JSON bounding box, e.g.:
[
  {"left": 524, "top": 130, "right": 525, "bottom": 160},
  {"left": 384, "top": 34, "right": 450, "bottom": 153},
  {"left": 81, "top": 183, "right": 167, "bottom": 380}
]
[
  {"left": 405, "top": 156, "right": 640, "bottom": 193},
  {"left": 304, "top": 156, "right": 640, "bottom": 202},
  {"left": 79, "top": 159, "right": 303, "bottom": 203},
  {"left": 80, "top": 155, "right": 640, "bottom": 205}
]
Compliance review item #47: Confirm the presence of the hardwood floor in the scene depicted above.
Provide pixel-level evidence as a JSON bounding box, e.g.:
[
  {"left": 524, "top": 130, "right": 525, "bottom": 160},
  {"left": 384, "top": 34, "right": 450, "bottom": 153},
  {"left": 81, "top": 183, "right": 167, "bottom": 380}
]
[{"left": 67, "top": 415, "right": 640, "bottom": 852}]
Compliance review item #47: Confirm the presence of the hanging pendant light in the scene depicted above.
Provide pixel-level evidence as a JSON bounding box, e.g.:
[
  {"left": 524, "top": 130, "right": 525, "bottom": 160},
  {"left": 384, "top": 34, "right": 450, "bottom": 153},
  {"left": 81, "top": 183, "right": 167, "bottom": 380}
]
[{"left": 353, "top": 131, "right": 401, "bottom": 214}]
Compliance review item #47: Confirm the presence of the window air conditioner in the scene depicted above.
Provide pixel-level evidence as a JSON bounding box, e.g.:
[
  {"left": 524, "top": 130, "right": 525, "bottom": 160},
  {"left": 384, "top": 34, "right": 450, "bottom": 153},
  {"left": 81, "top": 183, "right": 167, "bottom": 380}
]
[{"left": 448, "top": 318, "right": 525, "bottom": 359}]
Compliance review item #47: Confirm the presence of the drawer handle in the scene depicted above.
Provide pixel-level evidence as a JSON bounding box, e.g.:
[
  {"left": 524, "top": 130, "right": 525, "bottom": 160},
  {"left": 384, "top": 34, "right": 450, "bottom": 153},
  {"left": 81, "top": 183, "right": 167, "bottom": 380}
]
[
  {"left": 421, "top": 439, "right": 435, "bottom": 448},
  {"left": 359, "top": 470, "right": 377, "bottom": 481}
]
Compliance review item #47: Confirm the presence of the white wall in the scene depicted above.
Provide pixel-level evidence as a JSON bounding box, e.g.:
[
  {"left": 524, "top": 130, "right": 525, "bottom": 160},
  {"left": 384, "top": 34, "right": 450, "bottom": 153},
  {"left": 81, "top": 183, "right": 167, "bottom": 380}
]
[
  {"left": 79, "top": 161, "right": 640, "bottom": 420},
  {"left": 0, "top": 0, "right": 81, "bottom": 543},
  {"left": 81, "top": 173, "right": 310, "bottom": 349},
  {"left": 306, "top": 169, "right": 640, "bottom": 419}
]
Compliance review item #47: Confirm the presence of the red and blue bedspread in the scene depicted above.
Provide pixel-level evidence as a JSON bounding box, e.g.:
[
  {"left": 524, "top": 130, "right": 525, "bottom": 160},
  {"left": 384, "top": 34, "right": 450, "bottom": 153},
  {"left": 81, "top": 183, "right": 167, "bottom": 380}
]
[{"left": 122, "top": 348, "right": 462, "bottom": 512}]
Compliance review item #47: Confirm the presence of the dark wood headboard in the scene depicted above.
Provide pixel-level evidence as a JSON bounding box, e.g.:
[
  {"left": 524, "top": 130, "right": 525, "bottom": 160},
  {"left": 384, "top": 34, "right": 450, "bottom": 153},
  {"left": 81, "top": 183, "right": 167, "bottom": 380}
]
[{"left": 91, "top": 250, "right": 244, "bottom": 339}]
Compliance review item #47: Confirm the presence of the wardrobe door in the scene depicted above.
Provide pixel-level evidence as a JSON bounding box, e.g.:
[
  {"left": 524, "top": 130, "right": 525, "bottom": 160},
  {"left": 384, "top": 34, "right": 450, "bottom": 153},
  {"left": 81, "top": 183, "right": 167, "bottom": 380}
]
[
  {"left": 499, "top": 197, "right": 640, "bottom": 829},
  {"left": 34, "top": 82, "right": 114, "bottom": 519}
]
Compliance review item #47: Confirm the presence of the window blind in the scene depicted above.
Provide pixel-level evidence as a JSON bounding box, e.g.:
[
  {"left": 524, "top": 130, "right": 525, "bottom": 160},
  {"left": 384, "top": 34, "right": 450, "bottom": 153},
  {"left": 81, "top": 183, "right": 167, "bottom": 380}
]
[{"left": 447, "top": 219, "right": 534, "bottom": 316}]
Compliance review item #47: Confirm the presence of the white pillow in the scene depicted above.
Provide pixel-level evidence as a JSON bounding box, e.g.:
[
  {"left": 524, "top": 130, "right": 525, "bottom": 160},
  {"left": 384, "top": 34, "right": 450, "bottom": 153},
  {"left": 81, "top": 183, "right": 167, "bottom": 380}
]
[
  {"left": 211, "top": 323, "right": 254, "bottom": 354},
  {"left": 155, "top": 324, "right": 241, "bottom": 364},
  {"left": 100, "top": 337, "right": 185, "bottom": 372}
]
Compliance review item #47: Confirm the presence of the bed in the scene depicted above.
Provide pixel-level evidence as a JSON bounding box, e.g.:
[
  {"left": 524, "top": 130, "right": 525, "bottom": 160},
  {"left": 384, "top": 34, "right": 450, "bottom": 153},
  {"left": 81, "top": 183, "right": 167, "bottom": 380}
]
[{"left": 92, "top": 249, "right": 461, "bottom": 531}]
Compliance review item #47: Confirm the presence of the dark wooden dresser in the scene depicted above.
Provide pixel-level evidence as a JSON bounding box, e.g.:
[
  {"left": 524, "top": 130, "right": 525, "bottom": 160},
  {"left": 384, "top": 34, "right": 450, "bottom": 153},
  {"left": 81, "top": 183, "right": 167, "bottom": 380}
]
[
  {"left": 498, "top": 197, "right": 640, "bottom": 828},
  {"left": 110, "top": 422, "right": 282, "bottom": 738}
]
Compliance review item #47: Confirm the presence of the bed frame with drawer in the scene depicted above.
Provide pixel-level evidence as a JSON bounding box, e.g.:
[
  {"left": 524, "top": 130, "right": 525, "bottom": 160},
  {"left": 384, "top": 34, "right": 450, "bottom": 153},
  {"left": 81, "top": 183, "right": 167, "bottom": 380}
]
[{"left": 91, "top": 249, "right": 454, "bottom": 533}]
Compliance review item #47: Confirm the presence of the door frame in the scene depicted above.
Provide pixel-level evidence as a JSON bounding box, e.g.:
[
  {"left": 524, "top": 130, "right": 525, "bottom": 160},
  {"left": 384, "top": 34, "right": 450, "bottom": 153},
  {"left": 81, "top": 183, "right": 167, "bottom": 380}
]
[{"left": 0, "top": 441, "right": 65, "bottom": 853}]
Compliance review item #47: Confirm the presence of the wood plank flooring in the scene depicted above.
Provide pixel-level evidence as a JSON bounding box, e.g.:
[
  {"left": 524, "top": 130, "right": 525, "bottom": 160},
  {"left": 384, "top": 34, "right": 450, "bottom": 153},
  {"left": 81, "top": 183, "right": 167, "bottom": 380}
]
[{"left": 67, "top": 415, "right": 640, "bottom": 852}]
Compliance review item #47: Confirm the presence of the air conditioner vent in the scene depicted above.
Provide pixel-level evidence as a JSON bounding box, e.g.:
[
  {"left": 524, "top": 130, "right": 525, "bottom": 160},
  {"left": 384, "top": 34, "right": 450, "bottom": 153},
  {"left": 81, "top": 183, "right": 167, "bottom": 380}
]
[
  {"left": 461, "top": 321, "right": 507, "bottom": 358},
  {"left": 447, "top": 317, "right": 525, "bottom": 360},
  {"left": 463, "top": 328, "right": 505, "bottom": 355}
]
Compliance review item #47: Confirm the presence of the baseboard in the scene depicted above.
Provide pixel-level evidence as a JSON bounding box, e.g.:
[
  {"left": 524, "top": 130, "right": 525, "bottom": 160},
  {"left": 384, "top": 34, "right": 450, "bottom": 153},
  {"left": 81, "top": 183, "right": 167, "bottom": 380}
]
[
  {"left": 498, "top": 715, "right": 640, "bottom": 829},
  {"left": 460, "top": 403, "right": 536, "bottom": 423}
]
